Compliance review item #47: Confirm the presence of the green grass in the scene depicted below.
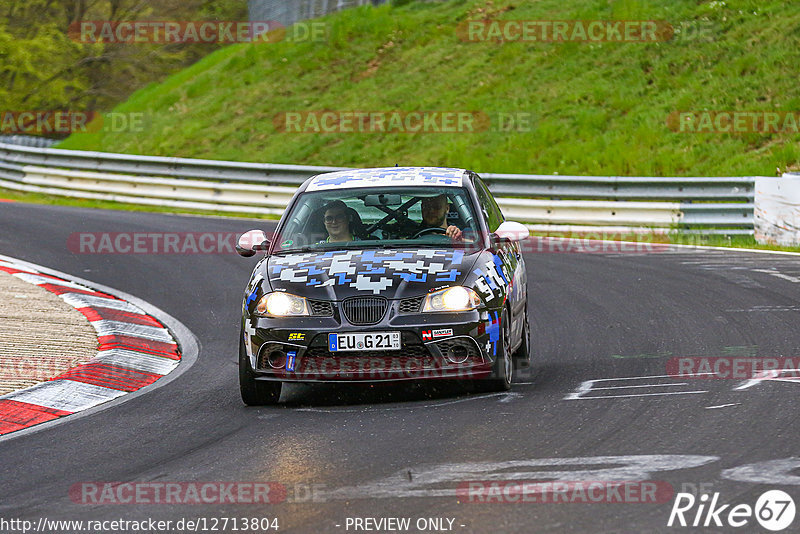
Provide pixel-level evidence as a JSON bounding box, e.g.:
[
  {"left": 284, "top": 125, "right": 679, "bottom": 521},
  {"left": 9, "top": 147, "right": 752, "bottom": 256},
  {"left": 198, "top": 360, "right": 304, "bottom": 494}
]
[
  {"left": 55, "top": 0, "right": 800, "bottom": 177},
  {"left": 670, "top": 233, "right": 800, "bottom": 254}
]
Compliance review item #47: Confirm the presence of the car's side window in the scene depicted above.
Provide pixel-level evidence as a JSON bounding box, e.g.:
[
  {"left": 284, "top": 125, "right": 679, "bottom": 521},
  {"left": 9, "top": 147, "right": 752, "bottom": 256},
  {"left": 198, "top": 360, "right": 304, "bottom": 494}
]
[{"left": 472, "top": 175, "right": 504, "bottom": 232}]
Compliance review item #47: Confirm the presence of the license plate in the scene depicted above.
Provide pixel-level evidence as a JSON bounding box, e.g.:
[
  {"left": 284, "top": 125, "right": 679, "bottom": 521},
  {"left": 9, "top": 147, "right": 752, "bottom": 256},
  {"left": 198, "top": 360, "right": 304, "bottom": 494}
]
[{"left": 329, "top": 332, "right": 401, "bottom": 352}]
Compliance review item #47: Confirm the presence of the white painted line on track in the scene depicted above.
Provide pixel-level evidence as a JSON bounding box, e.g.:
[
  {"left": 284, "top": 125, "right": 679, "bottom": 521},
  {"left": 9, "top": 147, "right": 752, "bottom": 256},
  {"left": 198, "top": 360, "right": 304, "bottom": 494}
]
[
  {"left": 582, "top": 373, "right": 717, "bottom": 382},
  {"left": 532, "top": 239, "right": 800, "bottom": 258},
  {"left": 735, "top": 369, "right": 800, "bottom": 390},
  {"left": 565, "top": 374, "right": 714, "bottom": 400},
  {"left": 322, "top": 454, "right": 720, "bottom": 500},
  {"left": 724, "top": 305, "right": 800, "bottom": 312},
  {"left": 498, "top": 392, "right": 524, "bottom": 403},
  {"left": 565, "top": 380, "right": 597, "bottom": 400},
  {"left": 589, "top": 383, "right": 689, "bottom": 390},
  {"left": 751, "top": 269, "right": 800, "bottom": 283},
  {"left": 650, "top": 243, "right": 800, "bottom": 257},
  {"left": 705, "top": 403, "right": 740, "bottom": 409},
  {"left": 573, "top": 391, "right": 708, "bottom": 400}
]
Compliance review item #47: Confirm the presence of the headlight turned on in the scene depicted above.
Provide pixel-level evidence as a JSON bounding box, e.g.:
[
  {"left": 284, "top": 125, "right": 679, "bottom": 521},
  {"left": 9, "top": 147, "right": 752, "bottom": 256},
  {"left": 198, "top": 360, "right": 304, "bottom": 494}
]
[
  {"left": 422, "top": 286, "right": 481, "bottom": 312},
  {"left": 256, "top": 292, "right": 310, "bottom": 317}
]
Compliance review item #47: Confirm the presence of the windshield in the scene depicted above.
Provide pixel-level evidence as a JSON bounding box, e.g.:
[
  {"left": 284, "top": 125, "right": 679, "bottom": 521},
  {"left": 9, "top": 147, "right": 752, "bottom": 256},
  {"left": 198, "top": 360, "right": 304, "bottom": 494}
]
[{"left": 273, "top": 186, "right": 481, "bottom": 253}]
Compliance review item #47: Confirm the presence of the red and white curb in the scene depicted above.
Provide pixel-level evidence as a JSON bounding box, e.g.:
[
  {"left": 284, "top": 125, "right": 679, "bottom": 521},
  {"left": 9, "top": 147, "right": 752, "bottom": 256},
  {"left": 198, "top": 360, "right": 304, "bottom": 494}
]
[{"left": 0, "top": 256, "right": 184, "bottom": 436}]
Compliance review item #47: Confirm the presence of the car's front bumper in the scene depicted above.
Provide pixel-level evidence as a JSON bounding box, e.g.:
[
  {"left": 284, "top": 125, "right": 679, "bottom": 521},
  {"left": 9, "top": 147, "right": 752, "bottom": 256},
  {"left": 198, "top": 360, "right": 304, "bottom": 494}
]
[{"left": 243, "top": 307, "right": 498, "bottom": 382}]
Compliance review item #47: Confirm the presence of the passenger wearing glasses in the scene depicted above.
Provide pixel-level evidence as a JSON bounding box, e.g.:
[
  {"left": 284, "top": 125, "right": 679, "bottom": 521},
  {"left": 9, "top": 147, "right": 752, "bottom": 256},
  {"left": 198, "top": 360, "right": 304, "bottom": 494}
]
[{"left": 320, "top": 200, "right": 359, "bottom": 243}]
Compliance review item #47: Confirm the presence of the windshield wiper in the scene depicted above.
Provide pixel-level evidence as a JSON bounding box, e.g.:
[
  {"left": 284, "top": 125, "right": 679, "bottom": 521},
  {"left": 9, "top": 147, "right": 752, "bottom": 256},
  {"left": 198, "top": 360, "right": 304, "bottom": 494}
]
[
  {"left": 271, "top": 245, "right": 319, "bottom": 255},
  {"left": 379, "top": 242, "right": 474, "bottom": 249},
  {"left": 272, "top": 242, "right": 475, "bottom": 254}
]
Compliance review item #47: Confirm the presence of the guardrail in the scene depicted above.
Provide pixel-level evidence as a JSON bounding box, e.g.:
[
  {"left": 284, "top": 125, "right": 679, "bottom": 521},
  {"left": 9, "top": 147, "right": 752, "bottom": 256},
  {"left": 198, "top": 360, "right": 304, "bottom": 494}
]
[{"left": 0, "top": 142, "right": 756, "bottom": 234}]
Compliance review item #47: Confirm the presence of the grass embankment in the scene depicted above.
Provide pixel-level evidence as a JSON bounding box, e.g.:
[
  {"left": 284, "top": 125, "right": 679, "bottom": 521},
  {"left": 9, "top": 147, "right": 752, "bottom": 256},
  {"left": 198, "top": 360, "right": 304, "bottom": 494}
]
[
  {"left": 54, "top": 0, "right": 800, "bottom": 176},
  {"left": 5, "top": 0, "right": 800, "bottom": 251}
]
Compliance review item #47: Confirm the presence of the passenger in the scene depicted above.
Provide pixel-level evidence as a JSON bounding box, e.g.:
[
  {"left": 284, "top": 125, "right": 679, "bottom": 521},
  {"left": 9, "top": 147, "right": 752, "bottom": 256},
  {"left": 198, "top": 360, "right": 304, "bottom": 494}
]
[{"left": 420, "top": 194, "right": 462, "bottom": 240}]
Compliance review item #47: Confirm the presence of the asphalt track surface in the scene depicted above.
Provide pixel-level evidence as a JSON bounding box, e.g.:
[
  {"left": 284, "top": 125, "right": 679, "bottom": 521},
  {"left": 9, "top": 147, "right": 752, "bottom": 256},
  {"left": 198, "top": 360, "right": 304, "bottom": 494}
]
[{"left": 1, "top": 202, "right": 799, "bottom": 533}]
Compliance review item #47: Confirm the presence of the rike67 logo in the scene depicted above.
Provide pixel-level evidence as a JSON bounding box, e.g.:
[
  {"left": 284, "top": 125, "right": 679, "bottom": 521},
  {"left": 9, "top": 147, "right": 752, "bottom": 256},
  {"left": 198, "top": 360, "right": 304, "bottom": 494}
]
[{"left": 668, "top": 490, "right": 795, "bottom": 531}]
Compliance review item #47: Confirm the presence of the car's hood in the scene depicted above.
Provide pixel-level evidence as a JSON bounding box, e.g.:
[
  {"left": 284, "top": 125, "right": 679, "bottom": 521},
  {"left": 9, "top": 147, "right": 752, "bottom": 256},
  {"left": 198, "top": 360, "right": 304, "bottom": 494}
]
[{"left": 264, "top": 248, "right": 481, "bottom": 300}]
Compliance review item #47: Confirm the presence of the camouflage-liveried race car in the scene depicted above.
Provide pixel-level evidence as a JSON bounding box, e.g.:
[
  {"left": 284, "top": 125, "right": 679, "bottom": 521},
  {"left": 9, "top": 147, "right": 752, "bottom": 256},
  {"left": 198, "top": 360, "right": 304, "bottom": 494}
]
[{"left": 236, "top": 167, "right": 530, "bottom": 405}]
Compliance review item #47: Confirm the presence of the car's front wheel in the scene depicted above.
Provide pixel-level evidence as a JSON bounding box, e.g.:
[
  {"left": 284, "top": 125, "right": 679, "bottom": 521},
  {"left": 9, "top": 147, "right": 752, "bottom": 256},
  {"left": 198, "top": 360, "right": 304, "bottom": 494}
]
[
  {"left": 475, "top": 308, "right": 512, "bottom": 392},
  {"left": 239, "top": 330, "right": 282, "bottom": 405}
]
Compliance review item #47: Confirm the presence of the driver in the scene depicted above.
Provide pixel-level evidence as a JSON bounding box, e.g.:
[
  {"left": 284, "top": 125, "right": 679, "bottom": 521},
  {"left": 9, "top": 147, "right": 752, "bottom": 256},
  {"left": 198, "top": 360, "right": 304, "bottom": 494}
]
[
  {"left": 320, "top": 200, "right": 359, "bottom": 243},
  {"left": 419, "top": 194, "right": 462, "bottom": 240}
]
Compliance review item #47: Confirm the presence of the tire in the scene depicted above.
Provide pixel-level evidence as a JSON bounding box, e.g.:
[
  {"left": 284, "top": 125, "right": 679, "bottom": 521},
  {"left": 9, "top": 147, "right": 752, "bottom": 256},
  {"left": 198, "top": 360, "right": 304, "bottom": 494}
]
[
  {"left": 513, "top": 306, "right": 531, "bottom": 368},
  {"left": 475, "top": 308, "right": 512, "bottom": 392},
  {"left": 239, "top": 330, "right": 282, "bottom": 405}
]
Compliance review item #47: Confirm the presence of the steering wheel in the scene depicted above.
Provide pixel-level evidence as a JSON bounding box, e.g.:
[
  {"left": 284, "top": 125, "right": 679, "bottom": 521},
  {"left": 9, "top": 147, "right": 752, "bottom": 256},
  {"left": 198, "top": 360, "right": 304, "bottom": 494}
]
[{"left": 411, "top": 227, "right": 447, "bottom": 239}]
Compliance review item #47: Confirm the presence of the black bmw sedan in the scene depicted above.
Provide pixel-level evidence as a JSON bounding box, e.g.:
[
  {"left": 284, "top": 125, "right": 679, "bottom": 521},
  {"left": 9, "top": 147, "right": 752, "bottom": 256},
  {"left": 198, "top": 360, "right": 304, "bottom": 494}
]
[{"left": 236, "top": 167, "right": 530, "bottom": 404}]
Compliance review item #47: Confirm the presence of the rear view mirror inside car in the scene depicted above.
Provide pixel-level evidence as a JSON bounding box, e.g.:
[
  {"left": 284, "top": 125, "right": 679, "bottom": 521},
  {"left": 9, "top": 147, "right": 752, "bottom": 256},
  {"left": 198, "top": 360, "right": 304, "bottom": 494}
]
[{"left": 363, "top": 193, "right": 402, "bottom": 207}]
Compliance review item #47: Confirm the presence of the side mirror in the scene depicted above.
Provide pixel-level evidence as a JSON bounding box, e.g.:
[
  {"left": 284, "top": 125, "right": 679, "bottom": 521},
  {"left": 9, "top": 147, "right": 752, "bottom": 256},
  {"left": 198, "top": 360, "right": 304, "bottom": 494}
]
[
  {"left": 492, "top": 221, "right": 529, "bottom": 243},
  {"left": 236, "top": 230, "right": 270, "bottom": 257}
]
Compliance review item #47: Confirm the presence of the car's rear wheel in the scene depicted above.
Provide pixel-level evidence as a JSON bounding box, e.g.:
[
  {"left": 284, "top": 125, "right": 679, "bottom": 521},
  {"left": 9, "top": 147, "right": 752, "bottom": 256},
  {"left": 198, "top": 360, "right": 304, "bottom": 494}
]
[
  {"left": 239, "top": 329, "right": 282, "bottom": 405},
  {"left": 475, "top": 308, "right": 512, "bottom": 392}
]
